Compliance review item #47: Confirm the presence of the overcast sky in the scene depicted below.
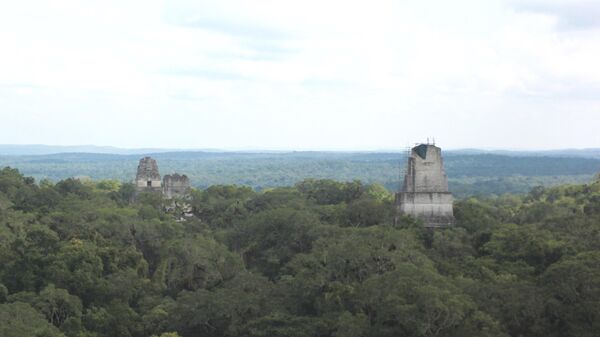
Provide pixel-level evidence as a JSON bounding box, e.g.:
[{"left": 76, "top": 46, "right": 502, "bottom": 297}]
[{"left": 1, "top": 0, "right": 599, "bottom": 150}]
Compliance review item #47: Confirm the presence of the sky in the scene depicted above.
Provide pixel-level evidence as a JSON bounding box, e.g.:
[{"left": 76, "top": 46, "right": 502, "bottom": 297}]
[{"left": 1, "top": 0, "right": 599, "bottom": 151}]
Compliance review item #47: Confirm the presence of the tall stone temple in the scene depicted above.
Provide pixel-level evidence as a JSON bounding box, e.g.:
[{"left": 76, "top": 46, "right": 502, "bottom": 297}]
[
  {"left": 395, "top": 143, "right": 454, "bottom": 227},
  {"left": 135, "top": 157, "right": 190, "bottom": 199}
]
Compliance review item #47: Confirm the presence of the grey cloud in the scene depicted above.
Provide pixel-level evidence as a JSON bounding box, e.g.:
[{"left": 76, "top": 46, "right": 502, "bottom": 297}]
[
  {"left": 0, "top": 83, "right": 43, "bottom": 98},
  {"left": 301, "top": 78, "right": 358, "bottom": 90},
  {"left": 512, "top": 0, "right": 600, "bottom": 31},
  {"left": 168, "top": 92, "right": 212, "bottom": 101},
  {"left": 0, "top": 83, "right": 42, "bottom": 90},
  {"left": 174, "top": 17, "right": 292, "bottom": 41},
  {"left": 163, "top": 68, "right": 251, "bottom": 81},
  {"left": 503, "top": 75, "right": 600, "bottom": 101},
  {"left": 237, "top": 40, "right": 297, "bottom": 61},
  {"left": 164, "top": 10, "right": 298, "bottom": 61},
  {"left": 203, "top": 42, "right": 296, "bottom": 62}
]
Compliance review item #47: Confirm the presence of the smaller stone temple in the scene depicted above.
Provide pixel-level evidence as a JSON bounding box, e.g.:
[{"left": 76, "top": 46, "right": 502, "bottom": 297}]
[
  {"left": 396, "top": 143, "right": 454, "bottom": 227},
  {"left": 134, "top": 157, "right": 191, "bottom": 199},
  {"left": 163, "top": 173, "right": 191, "bottom": 199}
]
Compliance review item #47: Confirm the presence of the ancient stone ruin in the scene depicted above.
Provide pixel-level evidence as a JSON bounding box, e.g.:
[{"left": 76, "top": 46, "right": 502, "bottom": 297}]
[
  {"left": 134, "top": 157, "right": 190, "bottom": 199},
  {"left": 135, "top": 157, "right": 162, "bottom": 193},
  {"left": 395, "top": 144, "right": 454, "bottom": 227},
  {"left": 163, "top": 173, "right": 191, "bottom": 199}
]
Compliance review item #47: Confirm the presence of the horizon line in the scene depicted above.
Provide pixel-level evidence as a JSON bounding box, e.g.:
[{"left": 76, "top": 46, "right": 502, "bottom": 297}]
[{"left": 1, "top": 143, "right": 600, "bottom": 154}]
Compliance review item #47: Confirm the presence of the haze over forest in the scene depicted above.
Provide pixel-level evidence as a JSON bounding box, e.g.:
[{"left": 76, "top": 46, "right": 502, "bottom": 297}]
[{"left": 1, "top": 144, "right": 599, "bottom": 199}]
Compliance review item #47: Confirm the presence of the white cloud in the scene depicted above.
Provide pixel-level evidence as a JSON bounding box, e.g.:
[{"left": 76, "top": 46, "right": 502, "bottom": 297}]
[{"left": 0, "top": 0, "right": 599, "bottom": 150}]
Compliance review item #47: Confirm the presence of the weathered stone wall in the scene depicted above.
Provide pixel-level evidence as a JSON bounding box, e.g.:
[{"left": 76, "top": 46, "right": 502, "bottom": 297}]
[
  {"left": 396, "top": 192, "right": 454, "bottom": 217},
  {"left": 135, "top": 157, "right": 162, "bottom": 192},
  {"left": 163, "top": 173, "right": 191, "bottom": 199},
  {"left": 396, "top": 144, "right": 454, "bottom": 227},
  {"left": 402, "top": 144, "right": 449, "bottom": 193}
]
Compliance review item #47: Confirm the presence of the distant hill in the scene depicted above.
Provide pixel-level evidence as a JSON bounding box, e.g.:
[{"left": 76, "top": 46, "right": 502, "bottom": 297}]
[
  {"left": 1, "top": 149, "right": 600, "bottom": 197},
  {"left": 450, "top": 148, "right": 600, "bottom": 159},
  {"left": 0, "top": 144, "right": 223, "bottom": 156},
  {"left": 3, "top": 144, "right": 600, "bottom": 159}
]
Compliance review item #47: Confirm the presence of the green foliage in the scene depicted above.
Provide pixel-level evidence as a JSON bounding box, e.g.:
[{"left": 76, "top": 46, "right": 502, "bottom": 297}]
[
  {"left": 0, "top": 302, "right": 65, "bottom": 337},
  {"left": 154, "top": 235, "right": 242, "bottom": 293},
  {"left": 542, "top": 252, "right": 600, "bottom": 337},
  {"left": 0, "top": 167, "right": 599, "bottom": 337},
  {"left": 0, "top": 283, "right": 7, "bottom": 303},
  {"left": 483, "top": 224, "right": 564, "bottom": 273},
  {"left": 226, "top": 208, "right": 321, "bottom": 279},
  {"left": 360, "top": 264, "right": 474, "bottom": 337}
]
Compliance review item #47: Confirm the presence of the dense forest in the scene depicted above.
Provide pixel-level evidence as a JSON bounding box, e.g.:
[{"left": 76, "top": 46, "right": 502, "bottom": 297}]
[
  {"left": 1, "top": 166, "right": 600, "bottom": 337},
  {"left": 1, "top": 151, "right": 598, "bottom": 197}
]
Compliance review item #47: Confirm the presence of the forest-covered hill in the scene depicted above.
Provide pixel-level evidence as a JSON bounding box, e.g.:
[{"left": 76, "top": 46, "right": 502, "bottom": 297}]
[
  {"left": 1, "top": 151, "right": 599, "bottom": 197},
  {"left": 1, "top": 167, "right": 600, "bottom": 337}
]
